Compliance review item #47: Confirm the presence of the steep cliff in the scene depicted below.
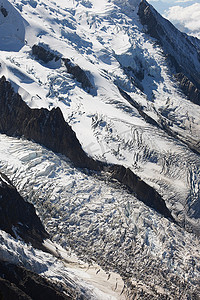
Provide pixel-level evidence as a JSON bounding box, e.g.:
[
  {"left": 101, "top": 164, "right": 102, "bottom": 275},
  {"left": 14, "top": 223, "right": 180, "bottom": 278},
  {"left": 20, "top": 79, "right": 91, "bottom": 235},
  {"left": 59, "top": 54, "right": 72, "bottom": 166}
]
[
  {"left": 0, "top": 171, "right": 48, "bottom": 250},
  {"left": 138, "top": 0, "right": 200, "bottom": 105},
  {"left": 0, "top": 261, "right": 75, "bottom": 300},
  {"left": 0, "top": 76, "right": 174, "bottom": 221},
  {"left": 0, "top": 76, "right": 98, "bottom": 170}
]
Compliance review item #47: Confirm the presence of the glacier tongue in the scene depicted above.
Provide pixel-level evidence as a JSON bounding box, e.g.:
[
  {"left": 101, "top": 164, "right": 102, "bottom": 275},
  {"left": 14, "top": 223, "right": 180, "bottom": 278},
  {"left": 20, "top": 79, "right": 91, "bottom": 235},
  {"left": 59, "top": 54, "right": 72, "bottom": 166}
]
[{"left": 0, "top": 134, "right": 200, "bottom": 298}]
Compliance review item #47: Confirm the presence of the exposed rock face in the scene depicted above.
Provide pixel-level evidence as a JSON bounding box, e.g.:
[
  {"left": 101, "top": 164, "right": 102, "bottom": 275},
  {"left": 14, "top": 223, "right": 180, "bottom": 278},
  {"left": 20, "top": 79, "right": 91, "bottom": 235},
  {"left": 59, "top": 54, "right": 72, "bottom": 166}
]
[
  {"left": 0, "top": 278, "right": 31, "bottom": 300},
  {"left": 138, "top": 0, "right": 200, "bottom": 105},
  {"left": 0, "top": 76, "right": 174, "bottom": 221},
  {"left": 174, "top": 73, "right": 200, "bottom": 106},
  {"left": 138, "top": 0, "right": 161, "bottom": 41},
  {"left": 0, "top": 261, "right": 73, "bottom": 300},
  {"left": 0, "top": 76, "right": 98, "bottom": 170},
  {"left": 32, "top": 44, "right": 93, "bottom": 91},
  {"left": 62, "top": 58, "right": 93, "bottom": 91},
  {"left": 0, "top": 172, "right": 48, "bottom": 250},
  {"left": 109, "top": 165, "right": 175, "bottom": 220},
  {"left": 118, "top": 87, "right": 158, "bottom": 127},
  {"left": 32, "top": 44, "right": 60, "bottom": 63}
]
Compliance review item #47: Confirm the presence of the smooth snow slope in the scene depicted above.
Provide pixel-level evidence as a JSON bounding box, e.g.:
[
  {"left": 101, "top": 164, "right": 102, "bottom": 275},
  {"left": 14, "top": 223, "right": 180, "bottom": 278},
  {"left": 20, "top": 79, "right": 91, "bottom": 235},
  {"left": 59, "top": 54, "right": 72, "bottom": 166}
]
[{"left": 0, "top": 0, "right": 28, "bottom": 51}]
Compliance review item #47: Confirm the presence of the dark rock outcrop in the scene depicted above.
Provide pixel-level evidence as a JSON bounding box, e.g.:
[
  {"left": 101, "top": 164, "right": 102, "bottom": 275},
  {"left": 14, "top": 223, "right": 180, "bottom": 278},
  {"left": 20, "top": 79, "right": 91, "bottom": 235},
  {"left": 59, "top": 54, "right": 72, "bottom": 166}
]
[
  {"left": 0, "top": 6, "right": 8, "bottom": 18},
  {"left": 62, "top": 58, "right": 93, "bottom": 91},
  {"left": 138, "top": 0, "right": 200, "bottom": 105},
  {"left": 0, "top": 76, "right": 174, "bottom": 221},
  {"left": 138, "top": 0, "right": 161, "bottom": 41},
  {"left": 0, "top": 277, "right": 31, "bottom": 300},
  {"left": 166, "top": 52, "right": 200, "bottom": 105},
  {"left": 0, "top": 76, "right": 99, "bottom": 170},
  {"left": 118, "top": 87, "right": 158, "bottom": 127},
  {"left": 0, "top": 172, "right": 48, "bottom": 250},
  {"left": 109, "top": 165, "right": 175, "bottom": 221},
  {"left": 174, "top": 73, "right": 200, "bottom": 106},
  {"left": 0, "top": 261, "right": 74, "bottom": 300},
  {"left": 32, "top": 44, "right": 93, "bottom": 92},
  {"left": 165, "top": 54, "right": 181, "bottom": 74},
  {"left": 32, "top": 44, "right": 60, "bottom": 63}
]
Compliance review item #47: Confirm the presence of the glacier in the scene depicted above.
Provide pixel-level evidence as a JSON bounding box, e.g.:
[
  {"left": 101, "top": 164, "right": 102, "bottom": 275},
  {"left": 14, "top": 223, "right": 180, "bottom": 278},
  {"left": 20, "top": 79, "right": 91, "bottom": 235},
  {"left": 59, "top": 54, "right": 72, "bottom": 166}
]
[{"left": 0, "top": 0, "right": 200, "bottom": 298}]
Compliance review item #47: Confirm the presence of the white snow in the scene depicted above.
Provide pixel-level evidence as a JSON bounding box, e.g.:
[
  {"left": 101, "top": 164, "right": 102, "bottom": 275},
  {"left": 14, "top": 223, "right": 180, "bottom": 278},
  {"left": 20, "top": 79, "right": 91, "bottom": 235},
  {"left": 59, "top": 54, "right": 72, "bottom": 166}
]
[
  {"left": 0, "top": 0, "right": 200, "bottom": 297},
  {"left": 0, "top": 134, "right": 199, "bottom": 298},
  {"left": 0, "top": 229, "right": 124, "bottom": 299},
  {"left": 0, "top": 0, "right": 28, "bottom": 51}
]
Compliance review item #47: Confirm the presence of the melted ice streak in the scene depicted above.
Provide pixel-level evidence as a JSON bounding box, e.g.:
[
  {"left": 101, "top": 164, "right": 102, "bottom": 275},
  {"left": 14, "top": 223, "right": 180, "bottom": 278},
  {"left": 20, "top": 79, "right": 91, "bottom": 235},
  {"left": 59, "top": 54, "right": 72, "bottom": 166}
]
[{"left": 0, "top": 134, "right": 199, "bottom": 297}]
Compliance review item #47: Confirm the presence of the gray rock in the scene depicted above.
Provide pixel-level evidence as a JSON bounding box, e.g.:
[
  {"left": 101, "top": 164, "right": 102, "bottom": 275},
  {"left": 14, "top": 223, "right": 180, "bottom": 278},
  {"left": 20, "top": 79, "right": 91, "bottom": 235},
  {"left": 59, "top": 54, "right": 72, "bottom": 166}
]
[
  {"left": 0, "top": 171, "right": 48, "bottom": 250},
  {"left": 138, "top": 0, "right": 200, "bottom": 105},
  {"left": 0, "top": 261, "right": 74, "bottom": 300},
  {"left": 62, "top": 58, "right": 93, "bottom": 91},
  {"left": 32, "top": 44, "right": 60, "bottom": 63}
]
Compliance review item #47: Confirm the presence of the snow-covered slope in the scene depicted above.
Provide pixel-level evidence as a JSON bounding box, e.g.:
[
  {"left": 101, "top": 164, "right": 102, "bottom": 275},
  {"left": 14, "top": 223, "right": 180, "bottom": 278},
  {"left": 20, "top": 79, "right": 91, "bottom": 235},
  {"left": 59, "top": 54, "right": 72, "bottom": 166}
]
[
  {"left": 0, "top": 0, "right": 200, "bottom": 298},
  {"left": 0, "top": 0, "right": 28, "bottom": 51}
]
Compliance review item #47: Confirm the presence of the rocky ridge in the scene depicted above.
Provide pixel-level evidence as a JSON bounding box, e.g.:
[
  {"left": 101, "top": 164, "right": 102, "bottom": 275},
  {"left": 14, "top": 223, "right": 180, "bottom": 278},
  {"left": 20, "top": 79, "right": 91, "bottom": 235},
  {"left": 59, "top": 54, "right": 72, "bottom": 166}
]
[
  {"left": 138, "top": 0, "right": 200, "bottom": 105},
  {"left": 0, "top": 75, "right": 97, "bottom": 170},
  {"left": 0, "top": 75, "right": 174, "bottom": 222}
]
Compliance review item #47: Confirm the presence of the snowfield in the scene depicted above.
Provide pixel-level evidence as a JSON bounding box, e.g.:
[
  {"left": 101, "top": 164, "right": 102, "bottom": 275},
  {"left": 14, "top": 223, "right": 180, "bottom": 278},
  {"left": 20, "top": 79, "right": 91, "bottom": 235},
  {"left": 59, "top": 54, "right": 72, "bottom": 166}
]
[{"left": 0, "top": 0, "right": 200, "bottom": 298}]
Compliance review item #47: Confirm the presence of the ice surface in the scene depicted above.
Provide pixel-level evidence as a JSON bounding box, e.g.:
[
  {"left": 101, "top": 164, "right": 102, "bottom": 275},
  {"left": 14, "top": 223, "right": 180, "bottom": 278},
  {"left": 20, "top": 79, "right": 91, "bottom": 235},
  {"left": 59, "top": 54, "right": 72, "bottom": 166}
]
[
  {"left": 0, "top": 134, "right": 199, "bottom": 297},
  {"left": 0, "top": 229, "right": 124, "bottom": 299},
  {"left": 0, "top": 0, "right": 200, "bottom": 297}
]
